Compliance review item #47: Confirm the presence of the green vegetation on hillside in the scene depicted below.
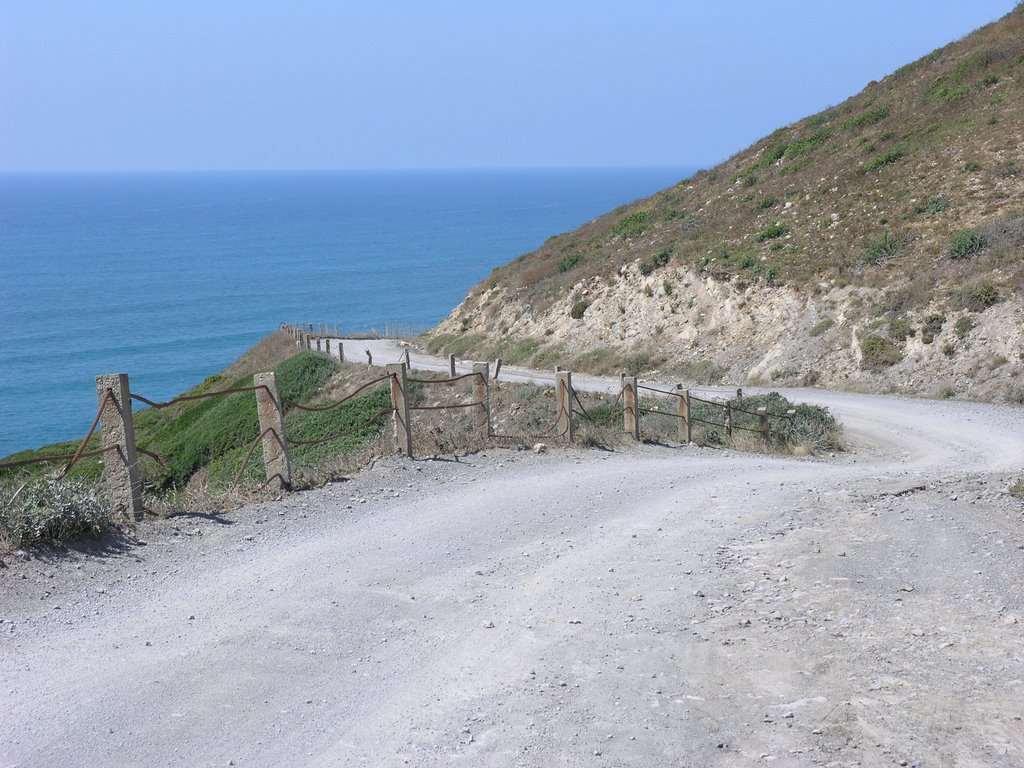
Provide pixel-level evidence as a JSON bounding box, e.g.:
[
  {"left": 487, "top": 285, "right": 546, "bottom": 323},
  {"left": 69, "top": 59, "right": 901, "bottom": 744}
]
[{"left": 466, "top": 4, "right": 1023, "bottom": 316}]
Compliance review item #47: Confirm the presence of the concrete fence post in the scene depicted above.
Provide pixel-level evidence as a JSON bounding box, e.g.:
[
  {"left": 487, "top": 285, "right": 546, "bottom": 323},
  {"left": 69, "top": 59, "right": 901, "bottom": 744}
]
[
  {"left": 472, "top": 363, "right": 491, "bottom": 439},
  {"left": 254, "top": 371, "right": 291, "bottom": 491},
  {"left": 555, "top": 370, "right": 575, "bottom": 443},
  {"left": 365, "top": 349, "right": 373, "bottom": 367},
  {"left": 316, "top": 337, "right": 322, "bottom": 352},
  {"left": 622, "top": 375, "right": 640, "bottom": 441},
  {"left": 404, "top": 348, "right": 411, "bottom": 367},
  {"left": 758, "top": 406, "right": 768, "bottom": 442},
  {"left": 493, "top": 359, "right": 502, "bottom": 380},
  {"left": 448, "top": 353, "right": 456, "bottom": 377},
  {"left": 337, "top": 341, "right": 344, "bottom": 364},
  {"left": 386, "top": 363, "right": 413, "bottom": 458},
  {"left": 95, "top": 374, "right": 144, "bottom": 522},
  {"left": 677, "top": 384, "right": 691, "bottom": 444},
  {"left": 725, "top": 400, "right": 733, "bottom": 437}
]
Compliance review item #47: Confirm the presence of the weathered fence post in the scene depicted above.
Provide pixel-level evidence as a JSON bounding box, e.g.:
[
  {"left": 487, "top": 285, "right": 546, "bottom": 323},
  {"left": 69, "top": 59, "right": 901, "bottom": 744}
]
[
  {"left": 677, "top": 384, "right": 691, "bottom": 444},
  {"left": 254, "top": 371, "right": 291, "bottom": 491},
  {"left": 493, "top": 359, "right": 502, "bottom": 380},
  {"left": 736, "top": 388, "right": 743, "bottom": 401},
  {"left": 555, "top": 370, "right": 575, "bottom": 443},
  {"left": 725, "top": 400, "right": 733, "bottom": 437},
  {"left": 473, "top": 363, "right": 491, "bottom": 439},
  {"left": 386, "top": 363, "right": 413, "bottom": 457},
  {"left": 404, "top": 347, "right": 411, "bottom": 367},
  {"left": 316, "top": 337, "right": 322, "bottom": 352},
  {"left": 758, "top": 407, "right": 768, "bottom": 442},
  {"left": 337, "top": 341, "right": 344, "bottom": 364},
  {"left": 622, "top": 375, "right": 640, "bottom": 441},
  {"left": 95, "top": 374, "right": 144, "bottom": 522},
  {"left": 448, "top": 353, "right": 456, "bottom": 377},
  {"left": 365, "top": 349, "right": 373, "bottom": 366}
]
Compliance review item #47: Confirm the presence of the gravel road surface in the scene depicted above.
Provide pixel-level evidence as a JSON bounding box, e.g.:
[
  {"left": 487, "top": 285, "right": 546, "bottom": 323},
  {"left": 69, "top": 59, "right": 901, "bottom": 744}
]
[{"left": 3, "top": 342, "right": 1023, "bottom": 767}]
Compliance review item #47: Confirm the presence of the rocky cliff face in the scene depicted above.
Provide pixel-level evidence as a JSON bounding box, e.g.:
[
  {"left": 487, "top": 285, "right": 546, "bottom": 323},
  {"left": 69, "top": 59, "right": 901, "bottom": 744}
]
[{"left": 433, "top": 262, "right": 1024, "bottom": 403}]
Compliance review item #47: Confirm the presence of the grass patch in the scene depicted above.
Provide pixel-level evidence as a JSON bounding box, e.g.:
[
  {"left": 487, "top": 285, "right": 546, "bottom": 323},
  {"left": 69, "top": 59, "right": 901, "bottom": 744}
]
[
  {"left": 809, "top": 318, "right": 834, "bottom": 337},
  {"left": 955, "top": 280, "right": 999, "bottom": 312},
  {"left": 947, "top": 228, "right": 985, "bottom": 259},
  {"left": 861, "top": 231, "right": 903, "bottom": 264},
  {"left": 921, "top": 314, "right": 946, "bottom": 344},
  {"left": 612, "top": 211, "right": 653, "bottom": 237},
  {"left": 756, "top": 222, "right": 789, "bottom": 242},
  {"left": 864, "top": 147, "right": 905, "bottom": 170},
  {"left": 844, "top": 105, "right": 890, "bottom": 131}
]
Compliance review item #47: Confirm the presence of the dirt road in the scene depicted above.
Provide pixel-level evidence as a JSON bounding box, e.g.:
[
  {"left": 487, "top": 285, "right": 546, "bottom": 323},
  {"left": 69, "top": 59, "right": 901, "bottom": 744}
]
[{"left": 3, "top": 344, "right": 1023, "bottom": 767}]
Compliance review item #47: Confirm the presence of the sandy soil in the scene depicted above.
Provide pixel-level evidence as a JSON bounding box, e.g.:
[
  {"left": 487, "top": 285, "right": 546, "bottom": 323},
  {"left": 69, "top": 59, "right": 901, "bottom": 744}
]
[{"left": 2, "top": 342, "right": 1023, "bottom": 767}]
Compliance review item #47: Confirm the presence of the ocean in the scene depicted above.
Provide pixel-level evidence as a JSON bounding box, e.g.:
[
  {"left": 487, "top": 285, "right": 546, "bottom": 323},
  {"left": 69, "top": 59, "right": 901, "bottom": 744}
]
[{"left": 0, "top": 168, "right": 694, "bottom": 457}]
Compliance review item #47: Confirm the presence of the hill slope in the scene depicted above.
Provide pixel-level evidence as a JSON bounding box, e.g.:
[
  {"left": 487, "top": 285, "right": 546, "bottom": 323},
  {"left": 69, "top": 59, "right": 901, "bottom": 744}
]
[{"left": 431, "top": 5, "right": 1024, "bottom": 402}]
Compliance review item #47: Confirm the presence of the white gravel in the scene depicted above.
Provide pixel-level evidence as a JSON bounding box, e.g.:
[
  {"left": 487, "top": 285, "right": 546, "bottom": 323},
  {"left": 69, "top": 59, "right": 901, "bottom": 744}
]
[{"left": 3, "top": 343, "right": 1024, "bottom": 767}]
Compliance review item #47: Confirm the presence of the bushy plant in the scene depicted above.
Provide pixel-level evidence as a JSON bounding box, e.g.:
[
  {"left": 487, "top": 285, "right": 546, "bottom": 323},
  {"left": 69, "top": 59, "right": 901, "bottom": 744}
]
[
  {"left": 756, "top": 222, "right": 789, "bottom": 242},
  {"left": 862, "top": 232, "right": 903, "bottom": 264},
  {"left": 947, "top": 229, "right": 985, "bottom": 259},
  {"left": 612, "top": 211, "right": 652, "bottom": 237},
  {"left": 864, "top": 147, "right": 905, "bottom": 170},
  {"left": 1, "top": 475, "right": 109, "bottom": 545},
  {"left": 809, "top": 318, "right": 834, "bottom": 337},
  {"left": 954, "top": 316, "right": 975, "bottom": 339},
  {"left": 557, "top": 253, "right": 581, "bottom": 273},
  {"left": 860, "top": 334, "right": 903, "bottom": 371},
  {"left": 569, "top": 300, "right": 589, "bottom": 320},
  {"left": 921, "top": 314, "right": 946, "bottom": 344},
  {"left": 955, "top": 280, "right": 999, "bottom": 311}
]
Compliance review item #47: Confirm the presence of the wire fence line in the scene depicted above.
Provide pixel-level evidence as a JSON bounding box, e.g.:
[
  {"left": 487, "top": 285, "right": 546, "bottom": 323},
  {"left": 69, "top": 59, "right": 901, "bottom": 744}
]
[{"left": 4, "top": 323, "right": 806, "bottom": 526}]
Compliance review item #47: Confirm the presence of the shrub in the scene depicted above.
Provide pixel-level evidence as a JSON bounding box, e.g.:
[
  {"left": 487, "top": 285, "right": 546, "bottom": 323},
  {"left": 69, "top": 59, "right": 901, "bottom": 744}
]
[
  {"left": 954, "top": 316, "right": 975, "bottom": 339},
  {"left": 1010, "top": 478, "right": 1024, "bottom": 499},
  {"left": 557, "top": 253, "right": 581, "bottom": 273},
  {"left": 1, "top": 475, "right": 109, "bottom": 545},
  {"left": 757, "top": 196, "right": 777, "bottom": 210},
  {"left": 569, "top": 300, "right": 589, "bottom": 320},
  {"left": 860, "top": 334, "right": 903, "bottom": 371},
  {"left": 864, "top": 147, "right": 904, "bottom": 170},
  {"left": 889, "top": 318, "right": 915, "bottom": 342},
  {"left": 921, "top": 314, "right": 946, "bottom": 344},
  {"left": 915, "top": 196, "right": 950, "bottom": 214},
  {"left": 947, "top": 229, "right": 985, "bottom": 259},
  {"left": 756, "top": 222, "right": 789, "bottom": 242},
  {"left": 613, "top": 211, "right": 652, "bottom": 237},
  {"left": 783, "top": 129, "right": 832, "bottom": 159},
  {"left": 956, "top": 281, "right": 999, "bottom": 312},
  {"left": 809, "top": 318, "right": 834, "bottom": 337},
  {"left": 651, "top": 246, "right": 672, "bottom": 268},
  {"left": 844, "top": 105, "right": 890, "bottom": 131},
  {"left": 861, "top": 232, "right": 902, "bottom": 264},
  {"left": 925, "top": 76, "right": 970, "bottom": 104}
]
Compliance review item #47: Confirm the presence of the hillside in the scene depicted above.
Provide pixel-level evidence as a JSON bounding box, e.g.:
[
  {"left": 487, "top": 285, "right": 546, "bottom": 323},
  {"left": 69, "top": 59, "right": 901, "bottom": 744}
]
[{"left": 431, "top": 5, "right": 1024, "bottom": 402}]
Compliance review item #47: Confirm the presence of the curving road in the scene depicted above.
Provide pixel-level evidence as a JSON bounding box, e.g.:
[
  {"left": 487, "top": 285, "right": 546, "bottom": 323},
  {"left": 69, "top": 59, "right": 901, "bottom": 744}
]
[{"left": 2, "top": 341, "right": 1023, "bottom": 767}]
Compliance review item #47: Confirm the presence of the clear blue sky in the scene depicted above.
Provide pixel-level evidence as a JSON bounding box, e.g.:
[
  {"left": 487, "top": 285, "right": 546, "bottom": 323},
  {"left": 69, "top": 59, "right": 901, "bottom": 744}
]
[{"left": 0, "top": 1, "right": 1016, "bottom": 172}]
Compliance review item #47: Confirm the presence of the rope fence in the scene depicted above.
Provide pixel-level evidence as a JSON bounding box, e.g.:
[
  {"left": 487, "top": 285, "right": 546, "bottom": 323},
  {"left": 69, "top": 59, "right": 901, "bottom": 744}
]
[{"left": 5, "top": 323, "right": 812, "bottom": 527}]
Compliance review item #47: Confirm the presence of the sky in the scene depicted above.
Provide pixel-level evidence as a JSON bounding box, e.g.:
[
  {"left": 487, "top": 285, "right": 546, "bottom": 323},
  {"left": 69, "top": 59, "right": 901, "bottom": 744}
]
[{"left": 0, "top": 1, "right": 1017, "bottom": 172}]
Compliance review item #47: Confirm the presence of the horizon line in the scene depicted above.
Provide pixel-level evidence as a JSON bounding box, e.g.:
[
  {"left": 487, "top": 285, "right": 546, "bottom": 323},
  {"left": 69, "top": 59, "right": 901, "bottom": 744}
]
[{"left": 0, "top": 163, "right": 705, "bottom": 176}]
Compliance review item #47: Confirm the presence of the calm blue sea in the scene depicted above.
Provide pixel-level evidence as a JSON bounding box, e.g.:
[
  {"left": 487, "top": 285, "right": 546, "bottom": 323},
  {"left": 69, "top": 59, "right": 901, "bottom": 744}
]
[{"left": 0, "top": 168, "right": 693, "bottom": 457}]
